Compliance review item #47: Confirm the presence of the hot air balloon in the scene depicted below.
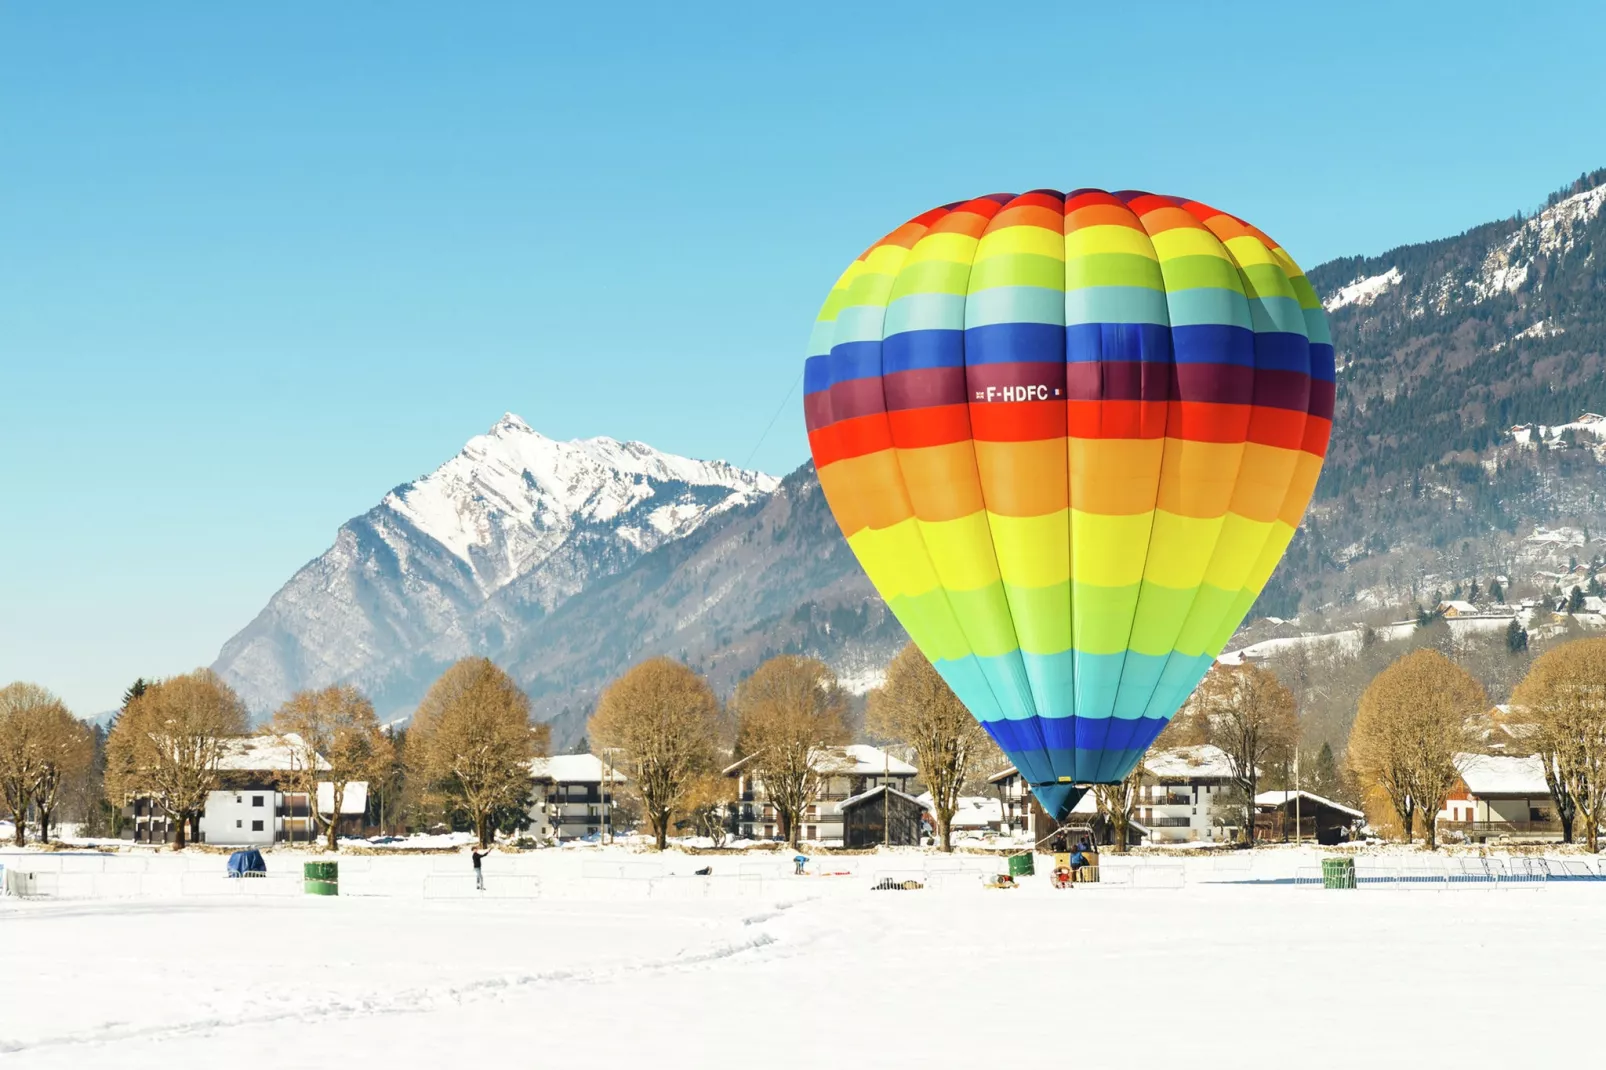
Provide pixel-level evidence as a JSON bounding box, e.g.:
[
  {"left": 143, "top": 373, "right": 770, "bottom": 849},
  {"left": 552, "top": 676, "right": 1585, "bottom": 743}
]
[{"left": 803, "top": 189, "right": 1333, "bottom": 825}]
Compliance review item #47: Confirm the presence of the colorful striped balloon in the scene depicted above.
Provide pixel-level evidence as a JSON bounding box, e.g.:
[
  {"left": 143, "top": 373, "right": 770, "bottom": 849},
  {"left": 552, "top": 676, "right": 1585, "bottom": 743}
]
[{"left": 803, "top": 190, "right": 1333, "bottom": 821}]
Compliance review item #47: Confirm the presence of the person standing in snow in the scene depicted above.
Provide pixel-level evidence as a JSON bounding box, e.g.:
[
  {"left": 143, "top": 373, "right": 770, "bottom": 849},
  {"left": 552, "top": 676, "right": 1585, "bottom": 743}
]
[{"left": 472, "top": 846, "right": 489, "bottom": 891}]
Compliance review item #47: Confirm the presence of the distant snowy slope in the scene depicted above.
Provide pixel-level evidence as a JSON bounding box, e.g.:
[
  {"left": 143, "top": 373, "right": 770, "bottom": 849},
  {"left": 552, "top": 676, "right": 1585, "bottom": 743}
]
[{"left": 213, "top": 415, "right": 776, "bottom": 716}]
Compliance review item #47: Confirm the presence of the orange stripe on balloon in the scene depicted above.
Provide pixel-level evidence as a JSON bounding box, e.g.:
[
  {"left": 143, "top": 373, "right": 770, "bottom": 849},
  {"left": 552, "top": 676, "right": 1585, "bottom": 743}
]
[
  {"left": 894, "top": 441, "right": 988, "bottom": 522},
  {"left": 816, "top": 450, "right": 912, "bottom": 535},
  {"left": 972, "top": 439, "right": 1069, "bottom": 518}
]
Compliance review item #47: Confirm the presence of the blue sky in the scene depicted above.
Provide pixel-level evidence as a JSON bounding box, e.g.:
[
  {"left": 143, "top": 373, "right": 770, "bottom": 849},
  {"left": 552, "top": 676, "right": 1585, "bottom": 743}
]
[{"left": 3, "top": 1, "right": 1604, "bottom": 714}]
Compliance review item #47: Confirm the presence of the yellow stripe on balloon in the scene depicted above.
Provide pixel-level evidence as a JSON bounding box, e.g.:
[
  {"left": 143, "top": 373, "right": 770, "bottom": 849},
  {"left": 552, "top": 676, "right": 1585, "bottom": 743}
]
[
  {"left": 1141, "top": 513, "right": 1226, "bottom": 589},
  {"left": 915, "top": 512, "right": 1004, "bottom": 592},
  {"left": 985, "top": 511, "right": 1071, "bottom": 589},
  {"left": 845, "top": 521, "right": 940, "bottom": 601},
  {"left": 1148, "top": 227, "right": 1235, "bottom": 263},
  {"left": 974, "top": 224, "right": 1064, "bottom": 262},
  {"left": 1199, "top": 513, "right": 1276, "bottom": 591},
  {"left": 1069, "top": 510, "right": 1156, "bottom": 588},
  {"left": 905, "top": 231, "right": 979, "bottom": 266},
  {"left": 1221, "top": 234, "right": 1280, "bottom": 270},
  {"left": 1064, "top": 224, "right": 1158, "bottom": 260}
]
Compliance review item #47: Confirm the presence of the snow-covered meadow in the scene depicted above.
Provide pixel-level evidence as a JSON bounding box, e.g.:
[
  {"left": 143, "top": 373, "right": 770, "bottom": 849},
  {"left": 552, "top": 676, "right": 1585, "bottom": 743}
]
[{"left": 4, "top": 845, "right": 1605, "bottom": 1068}]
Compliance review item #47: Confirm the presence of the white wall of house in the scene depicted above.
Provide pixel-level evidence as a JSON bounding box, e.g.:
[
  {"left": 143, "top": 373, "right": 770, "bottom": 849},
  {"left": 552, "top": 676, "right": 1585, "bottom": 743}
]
[{"left": 199, "top": 789, "right": 276, "bottom": 846}]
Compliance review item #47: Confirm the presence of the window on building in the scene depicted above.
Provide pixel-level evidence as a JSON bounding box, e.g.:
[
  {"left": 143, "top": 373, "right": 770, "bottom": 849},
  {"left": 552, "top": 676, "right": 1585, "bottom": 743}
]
[
  {"left": 235, "top": 795, "right": 242, "bottom": 804},
  {"left": 236, "top": 820, "right": 243, "bottom": 828},
  {"left": 252, "top": 820, "right": 264, "bottom": 832},
  {"left": 252, "top": 796, "right": 264, "bottom": 807}
]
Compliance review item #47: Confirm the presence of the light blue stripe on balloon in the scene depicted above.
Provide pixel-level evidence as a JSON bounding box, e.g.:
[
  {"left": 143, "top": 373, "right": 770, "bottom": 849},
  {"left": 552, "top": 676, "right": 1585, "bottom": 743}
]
[
  {"left": 964, "top": 286, "right": 1064, "bottom": 329},
  {"left": 1064, "top": 286, "right": 1170, "bottom": 327},
  {"left": 883, "top": 292, "right": 965, "bottom": 336},
  {"left": 1247, "top": 294, "right": 1308, "bottom": 335},
  {"left": 1163, "top": 287, "right": 1253, "bottom": 329},
  {"left": 1303, "top": 305, "right": 1332, "bottom": 346},
  {"left": 1144, "top": 653, "right": 1216, "bottom": 722},
  {"left": 831, "top": 304, "right": 890, "bottom": 345},
  {"left": 805, "top": 320, "right": 837, "bottom": 361}
]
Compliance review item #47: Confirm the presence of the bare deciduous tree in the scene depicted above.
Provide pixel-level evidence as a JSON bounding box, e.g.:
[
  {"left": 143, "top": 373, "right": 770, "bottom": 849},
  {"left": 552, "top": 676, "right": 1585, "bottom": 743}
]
[
  {"left": 30, "top": 703, "right": 94, "bottom": 843},
  {"left": 1190, "top": 663, "right": 1297, "bottom": 845},
  {"left": 272, "top": 685, "right": 393, "bottom": 850},
  {"left": 104, "top": 670, "right": 250, "bottom": 850},
  {"left": 589, "top": 657, "right": 720, "bottom": 850},
  {"left": 0, "top": 683, "right": 76, "bottom": 845},
  {"left": 1513, "top": 637, "right": 1606, "bottom": 853},
  {"left": 1348, "top": 649, "right": 1484, "bottom": 849},
  {"left": 410, "top": 658, "right": 545, "bottom": 848},
  {"left": 734, "top": 656, "right": 848, "bottom": 850},
  {"left": 1092, "top": 766, "right": 1143, "bottom": 854},
  {"left": 866, "top": 644, "right": 987, "bottom": 852}
]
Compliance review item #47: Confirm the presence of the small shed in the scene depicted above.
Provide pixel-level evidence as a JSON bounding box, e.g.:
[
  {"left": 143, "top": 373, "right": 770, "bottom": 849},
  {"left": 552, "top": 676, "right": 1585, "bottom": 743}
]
[
  {"left": 1254, "top": 790, "right": 1365, "bottom": 845},
  {"left": 836, "top": 785, "right": 925, "bottom": 848}
]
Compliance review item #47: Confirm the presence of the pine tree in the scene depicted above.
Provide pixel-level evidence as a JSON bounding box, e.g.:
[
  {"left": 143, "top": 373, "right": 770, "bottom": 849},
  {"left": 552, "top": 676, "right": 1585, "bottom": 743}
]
[
  {"left": 1569, "top": 586, "right": 1586, "bottom": 614},
  {"left": 1506, "top": 619, "right": 1529, "bottom": 654}
]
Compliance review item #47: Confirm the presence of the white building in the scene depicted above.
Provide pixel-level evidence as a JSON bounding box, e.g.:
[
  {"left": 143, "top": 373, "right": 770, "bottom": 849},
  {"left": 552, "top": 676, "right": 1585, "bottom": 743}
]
[
  {"left": 528, "top": 754, "right": 628, "bottom": 841},
  {"left": 726, "top": 745, "right": 916, "bottom": 844},
  {"left": 129, "top": 734, "right": 368, "bottom": 847},
  {"left": 1139, "top": 745, "right": 1245, "bottom": 843},
  {"left": 988, "top": 744, "right": 1243, "bottom": 846},
  {"left": 1438, "top": 753, "right": 1560, "bottom": 842}
]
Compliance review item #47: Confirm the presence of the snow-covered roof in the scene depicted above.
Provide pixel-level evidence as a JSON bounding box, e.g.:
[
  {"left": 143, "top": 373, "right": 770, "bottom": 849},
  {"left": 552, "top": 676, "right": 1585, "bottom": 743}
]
[
  {"left": 1437, "top": 600, "right": 1479, "bottom": 615},
  {"left": 530, "top": 754, "right": 627, "bottom": 784},
  {"left": 921, "top": 795, "right": 1002, "bottom": 828},
  {"left": 723, "top": 745, "right": 915, "bottom": 778},
  {"left": 316, "top": 781, "right": 369, "bottom": 816},
  {"left": 1144, "top": 745, "right": 1237, "bottom": 781},
  {"left": 1253, "top": 790, "right": 1364, "bottom": 820},
  {"left": 831, "top": 784, "right": 926, "bottom": 815},
  {"left": 217, "top": 734, "right": 328, "bottom": 773},
  {"left": 1457, "top": 753, "right": 1550, "bottom": 796},
  {"left": 986, "top": 764, "right": 1020, "bottom": 784}
]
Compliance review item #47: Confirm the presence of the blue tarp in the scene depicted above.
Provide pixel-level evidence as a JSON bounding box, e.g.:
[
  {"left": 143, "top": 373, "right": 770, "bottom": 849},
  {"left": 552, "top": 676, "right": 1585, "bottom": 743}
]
[{"left": 227, "top": 849, "right": 267, "bottom": 877}]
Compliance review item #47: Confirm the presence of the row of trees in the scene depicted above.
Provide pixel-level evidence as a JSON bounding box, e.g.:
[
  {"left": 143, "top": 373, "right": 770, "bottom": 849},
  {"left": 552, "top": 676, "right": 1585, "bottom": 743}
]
[
  {"left": 1348, "top": 638, "right": 1606, "bottom": 852},
  {"left": 589, "top": 644, "right": 995, "bottom": 852},
  {"left": 2, "top": 657, "right": 547, "bottom": 851}
]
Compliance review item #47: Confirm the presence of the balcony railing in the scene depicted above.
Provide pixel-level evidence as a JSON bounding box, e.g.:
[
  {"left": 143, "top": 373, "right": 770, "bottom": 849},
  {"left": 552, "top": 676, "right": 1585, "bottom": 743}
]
[
  {"left": 1149, "top": 817, "right": 1193, "bottom": 828},
  {"left": 1147, "top": 795, "right": 1192, "bottom": 807},
  {"left": 1439, "top": 819, "right": 1565, "bottom": 836}
]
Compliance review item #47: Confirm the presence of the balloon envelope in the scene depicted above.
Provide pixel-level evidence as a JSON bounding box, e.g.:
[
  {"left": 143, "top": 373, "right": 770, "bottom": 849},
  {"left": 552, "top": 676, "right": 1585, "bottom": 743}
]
[{"left": 803, "top": 190, "right": 1333, "bottom": 820}]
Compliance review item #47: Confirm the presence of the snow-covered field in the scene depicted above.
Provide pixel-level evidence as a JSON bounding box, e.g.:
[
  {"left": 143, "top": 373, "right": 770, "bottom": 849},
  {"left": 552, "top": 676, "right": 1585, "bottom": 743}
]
[{"left": 3, "top": 845, "right": 1605, "bottom": 1068}]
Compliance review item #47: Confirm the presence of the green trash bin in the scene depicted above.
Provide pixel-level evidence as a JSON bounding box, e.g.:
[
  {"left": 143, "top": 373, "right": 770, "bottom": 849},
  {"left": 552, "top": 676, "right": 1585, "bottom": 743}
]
[
  {"left": 304, "top": 860, "right": 339, "bottom": 896},
  {"left": 1321, "top": 857, "right": 1355, "bottom": 890},
  {"left": 1008, "top": 853, "right": 1035, "bottom": 878}
]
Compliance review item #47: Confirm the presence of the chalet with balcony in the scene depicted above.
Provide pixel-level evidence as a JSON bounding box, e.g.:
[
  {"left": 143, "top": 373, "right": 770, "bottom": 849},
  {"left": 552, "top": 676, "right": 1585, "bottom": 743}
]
[
  {"left": 1437, "top": 753, "right": 1560, "bottom": 842},
  {"left": 528, "top": 754, "right": 627, "bottom": 841},
  {"left": 1253, "top": 790, "right": 1364, "bottom": 844},
  {"left": 725, "top": 745, "right": 916, "bottom": 844}
]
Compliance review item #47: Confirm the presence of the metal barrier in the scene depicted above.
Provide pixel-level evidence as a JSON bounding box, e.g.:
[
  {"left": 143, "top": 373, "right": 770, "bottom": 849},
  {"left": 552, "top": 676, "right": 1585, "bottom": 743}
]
[{"left": 423, "top": 873, "right": 542, "bottom": 900}]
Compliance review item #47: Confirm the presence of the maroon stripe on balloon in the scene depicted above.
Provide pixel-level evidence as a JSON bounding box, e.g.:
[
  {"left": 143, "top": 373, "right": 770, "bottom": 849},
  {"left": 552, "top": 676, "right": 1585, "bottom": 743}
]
[
  {"left": 884, "top": 365, "right": 968, "bottom": 412},
  {"left": 807, "top": 376, "right": 886, "bottom": 429},
  {"left": 1307, "top": 378, "right": 1336, "bottom": 421},
  {"left": 963, "top": 362, "right": 1066, "bottom": 403}
]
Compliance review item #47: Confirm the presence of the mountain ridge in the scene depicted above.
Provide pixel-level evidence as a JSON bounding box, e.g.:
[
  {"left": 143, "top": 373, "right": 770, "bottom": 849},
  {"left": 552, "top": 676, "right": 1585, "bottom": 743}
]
[{"left": 216, "top": 169, "right": 1606, "bottom": 746}]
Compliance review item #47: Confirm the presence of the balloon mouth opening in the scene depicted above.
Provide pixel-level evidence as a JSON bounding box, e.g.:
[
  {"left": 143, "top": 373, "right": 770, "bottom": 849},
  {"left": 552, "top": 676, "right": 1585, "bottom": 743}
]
[{"left": 1030, "top": 783, "right": 1090, "bottom": 824}]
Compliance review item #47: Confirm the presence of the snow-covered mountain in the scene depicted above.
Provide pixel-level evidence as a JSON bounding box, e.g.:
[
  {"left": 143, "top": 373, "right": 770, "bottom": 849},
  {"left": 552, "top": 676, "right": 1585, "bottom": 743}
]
[{"left": 213, "top": 414, "right": 777, "bottom": 716}]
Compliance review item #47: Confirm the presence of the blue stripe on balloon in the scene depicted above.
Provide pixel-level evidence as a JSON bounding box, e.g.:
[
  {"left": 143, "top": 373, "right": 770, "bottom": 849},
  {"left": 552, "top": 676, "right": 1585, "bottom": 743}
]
[
  {"left": 963, "top": 322, "right": 1066, "bottom": 366},
  {"left": 1064, "top": 322, "right": 1175, "bottom": 364},
  {"left": 883, "top": 329, "right": 964, "bottom": 374},
  {"left": 1309, "top": 341, "right": 1336, "bottom": 382}
]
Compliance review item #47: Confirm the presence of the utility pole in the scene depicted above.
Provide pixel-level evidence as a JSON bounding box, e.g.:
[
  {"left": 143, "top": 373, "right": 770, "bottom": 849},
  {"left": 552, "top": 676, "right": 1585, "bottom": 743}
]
[
  {"left": 883, "top": 749, "right": 890, "bottom": 847},
  {"left": 1294, "top": 748, "right": 1302, "bottom": 847}
]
